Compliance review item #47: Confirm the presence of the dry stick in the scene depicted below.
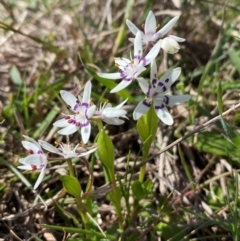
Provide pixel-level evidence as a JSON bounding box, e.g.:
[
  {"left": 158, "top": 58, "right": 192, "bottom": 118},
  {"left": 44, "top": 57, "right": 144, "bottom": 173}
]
[{"left": 126, "top": 102, "right": 240, "bottom": 175}]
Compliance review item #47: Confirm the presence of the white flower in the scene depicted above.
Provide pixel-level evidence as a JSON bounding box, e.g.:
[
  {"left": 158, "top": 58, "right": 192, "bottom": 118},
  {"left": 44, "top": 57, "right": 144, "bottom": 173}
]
[
  {"left": 18, "top": 136, "right": 48, "bottom": 189},
  {"left": 53, "top": 81, "right": 96, "bottom": 144},
  {"left": 126, "top": 11, "right": 185, "bottom": 54},
  {"left": 93, "top": 99, "right": 128, "bottom": 125},
  {"left": 38, "top": 140, "right": 98, "bottom": 159},
  {"left": 98, "top": 31, "right": 161, "bottom": 93},
  {"left": 133, "top": 60, "right": 190, "bottom": 125}
]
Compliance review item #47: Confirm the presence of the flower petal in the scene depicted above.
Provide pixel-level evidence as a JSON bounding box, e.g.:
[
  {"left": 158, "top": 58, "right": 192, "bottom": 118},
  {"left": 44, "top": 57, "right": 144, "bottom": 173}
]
[
  {"left": 103, "top": 108, "right": 127, "bottom": 118},
  {"left": 165, "top": 95, "right": 190, "bottom": 106},
  {"left": 23, "top": 136, "right": 41, "bottom": 149},
  {"left": 155, "top": 16, "right": 179, "bottom": 38},
  {"left": 87, "top": 105, "right": 96, "bottom": 118},
  {"left": 150, "top": 60, "right": 158, "bottom": 82},
  {"left": 78, "top": 147, "right": 98, "bottom": 157},
  {"left": 38, "top": 140, "right": 60, "bottom": 155},
  {"left": 60, "top": 90, "right": 78, "bottom": 111},
  {"left": 110, "top": 80, "right": 132, "bottom": 93},
  {"left": 58, "top": 124, "right": 80, "bottom": 135},
  {"left": 157, "top": 67, "right": 181, "bottom": 91},
  {"left": 133, "top": 100, "right": 151, "bottom": 120},
  {"left": 81, "top": 123, "right": 91, "bottom": 144},
  {"left": 145, "top": 11, "right": 156, "bottom": 36},
  {"left": 82, "top": 81, "right": 92, "bottom": 104},
  {"left": 97, "top": 72, "right": 122, "bottom": 80},
  {"left": 168, "top": 35, "right": 185, "bottom": 42},
  {"left": 53, "top": 118, "right": 69, "bottom": 127},
  {"left": 115, "top": 98, "right": 128, "bottom": 109},
  {"left": 17, "top": 165, "right": 33, "bottom": 170},
  {"left": 154, "top": 105, "right": 173, "bottom": 125},
  {"left": 115, "top": 57, "right": 131, "bottom": 67},
  {"left": 137, "top": 77, "right": 150, "bottom": 95},
  {"left": 22, "top": 154, "right": 47, "bottom": 166},
  {"left": 103, "top": 118, "right": 125, "bottom": 125},
  {"left": 21, "top": 141, "right": 42, "bottom": 154},
  {"left": 134, "top": 31, "right": 143, "bottom": 58},
  {"left": 126, "top": 19, "right": 140, "bottom": 35},
  {"left": 144, "top": 39, "right": 162, "bottom": 65},
  {"left": 34, "top": 167, "right": 46, "bottom": 189}
]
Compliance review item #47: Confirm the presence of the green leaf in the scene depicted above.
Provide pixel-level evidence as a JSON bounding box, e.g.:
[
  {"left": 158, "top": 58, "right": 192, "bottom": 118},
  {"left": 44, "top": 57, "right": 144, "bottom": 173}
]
[
  {"left": 10, "top": 66, "right": 23, "bottom": 85},
  {"left": 42, "top": 224, "right": 115, "bottom": 240},
  {"left": 220, "top": 118, "right": 240, "bottom": 150},
  {"left": 217, "top": 82, "right": 223, "bottom": 115},
  {"left": 97, "top": 129, "right": 115, "bottom": 181},
  {"left": 59, "top": 175, "right": 82, "bottom": 199},
  {"left": 137, "top": 104, "right": 158, "bottom": 158}
]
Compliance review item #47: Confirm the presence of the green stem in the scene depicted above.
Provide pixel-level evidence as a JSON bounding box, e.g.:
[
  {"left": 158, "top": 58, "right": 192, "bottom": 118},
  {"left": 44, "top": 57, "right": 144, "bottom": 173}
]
[
  {"left": 67, "top": 159, "right": 75, "bottom": 177},
  {"left": 138, "top": 151, "right": 148, "bottom": 183}
]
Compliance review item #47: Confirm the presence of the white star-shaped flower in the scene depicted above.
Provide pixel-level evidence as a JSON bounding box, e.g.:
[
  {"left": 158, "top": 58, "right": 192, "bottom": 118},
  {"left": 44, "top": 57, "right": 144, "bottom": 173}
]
[
  {"left": 38, "top": 140, "right": 98, "bottom": 159},
  {"left": 98, "top": 31, "right": 161, "bottom": 93},
  {"left": 126, "top": 11, "right": 185, "bottom": 54},
  {"left": 53, "top": 81, "right": 96, "bottom": 144},
  {"left": 93, "top": 99, "right": 128, "bottom": 125},
  {"left": 133, "top": 60, "right": 190, "bottom": 124},
  {"left": 18, "top": 136, "right": 48, "bottom": 189}
]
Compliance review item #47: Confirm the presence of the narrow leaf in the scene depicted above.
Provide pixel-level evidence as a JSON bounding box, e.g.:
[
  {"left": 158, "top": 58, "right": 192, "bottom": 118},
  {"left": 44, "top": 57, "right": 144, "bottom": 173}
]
[
  {"left": 137, "top": 104, "right": 158, "bottom": 157},
  {"left": 97, "top": 129, "right": 115, "bottom": 181}
]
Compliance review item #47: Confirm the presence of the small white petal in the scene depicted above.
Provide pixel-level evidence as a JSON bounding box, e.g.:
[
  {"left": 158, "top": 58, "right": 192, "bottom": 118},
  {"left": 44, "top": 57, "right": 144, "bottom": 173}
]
[
  {"left": 137, "top": 77, "right": 150, "bottom": 95},
  {"left": 60, "top": 90, "right": 78, "bottom": 111},
  {"left": 103, "top": 118, "right": 125, "bottom": 125},
  {"left": 157, "top": 67, "right": 181, "bottom": 91},
  {"left": 58, "top": 124, "right": 79, "bottom": 135},
  {"left": 145, "top": 11, "right": 156, "bottom": 36},
  {"left": 155, "top": 16, "right": 179, "bottom": 38},
  {"left": 78, "top": 147, "right": 98, "bottom": 157},
  {"left": 21, "top": 141, "right": 41, "bottom": 153},
  {"left": 155, "top": 105, "right": 173, "bottom": 125},
  {"left": 166, "top": 95, "right": 190, "bottom": 106},
  {"left": 115, "top": 98, "right": 128, "bottom": 109},
  {"left": 150, "top": 60, "right": 158, "bottom": 81},
  {"left": 23, "top": 154, "right": 47, "bottom": 166},
  {"left": 110, "top": 80, "right": 132, "bottom": 93},
  {"left": 82, "top": 81, "right": 92, "bottom": 104},
  {"left": 134, "top": 65, "right": 146, "bottom": 77},
  {"left": 34, "top": 167, "right": 46, "bottom": 189},
  {"left": 53, "top": 118, "right": 69, "bottom": 127},
  {"left": 128, "top": 38, "right": 135, "bottom": 43},
  {"left": 134, "top": 31, "right": 143, "bottom": 57},
  {"left": 38, "top": 140, "right": 60, "bottom": 155},
  {"left": 126, "top": 19, "right": 140, "bottom": 35},
  {"left": 133, "top": 100, "right": 150, "bottom": 120},
  {"left": 97, "top": 72, "right": 122, "bottom": 80},
  {"left": 168, "top": 35, "right": 185, "bottom": 42},
  {"left": 23, "top": 136, "right": 41, "bottom": 149},
  {"left": 103, "top": 108, "right": 127, "bottom": 118},
  {"left": 81, "top": 123, "right": 91, "bottom": 144},
  {"left": 115, "top": 57, "right": 131, "bottom": 67},
  {"left": 17, "top": 165, "right": 32, "bottom": 170},
  {"left": 144, "top": 39, "right": 162, "bottom": 65},
  {"left": 87, "top": 105, "right": 96, "bottom": 118}
]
